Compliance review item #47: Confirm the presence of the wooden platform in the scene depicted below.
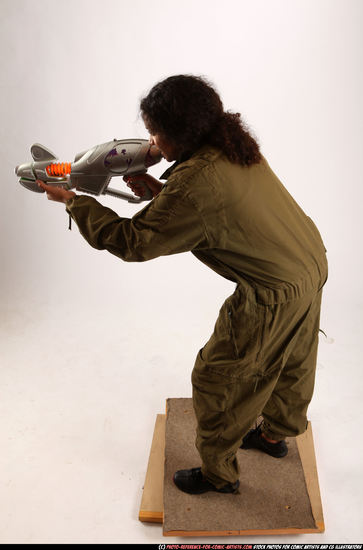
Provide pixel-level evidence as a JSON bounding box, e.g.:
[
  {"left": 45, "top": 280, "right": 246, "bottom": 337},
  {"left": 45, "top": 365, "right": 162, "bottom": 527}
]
[
  {"left": 139, "top": 414, "right": 165, "bottom": 523},
  {"left": 139, "top": 398, "right": 324, "bottom": 537}
]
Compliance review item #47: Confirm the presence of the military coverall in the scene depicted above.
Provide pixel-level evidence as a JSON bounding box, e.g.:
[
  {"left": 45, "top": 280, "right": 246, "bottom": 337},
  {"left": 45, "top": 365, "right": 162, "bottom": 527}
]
[{"left": 66, "top": 145, "right": 328, "bottom": 488}]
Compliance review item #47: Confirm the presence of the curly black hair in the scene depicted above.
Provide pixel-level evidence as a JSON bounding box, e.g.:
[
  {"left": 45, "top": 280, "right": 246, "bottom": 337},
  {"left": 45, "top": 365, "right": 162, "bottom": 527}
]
[{"left": 140, "top": 75, "right": 262, "bottom": 166}]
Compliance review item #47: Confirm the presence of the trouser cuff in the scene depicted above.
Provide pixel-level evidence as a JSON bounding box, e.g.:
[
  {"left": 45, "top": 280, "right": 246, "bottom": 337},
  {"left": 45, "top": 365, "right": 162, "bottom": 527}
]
[
  {"left": 261, "top": 420, "right": 287, "bottom": 442},
  {"left": 201, "top": 466, "right": 238, "bottom": 489}
]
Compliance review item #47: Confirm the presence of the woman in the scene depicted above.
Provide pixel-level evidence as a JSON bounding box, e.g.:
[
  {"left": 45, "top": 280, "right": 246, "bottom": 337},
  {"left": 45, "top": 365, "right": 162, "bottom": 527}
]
[{"left": 38, "top": 75, "right": 328, "bottom": 495}]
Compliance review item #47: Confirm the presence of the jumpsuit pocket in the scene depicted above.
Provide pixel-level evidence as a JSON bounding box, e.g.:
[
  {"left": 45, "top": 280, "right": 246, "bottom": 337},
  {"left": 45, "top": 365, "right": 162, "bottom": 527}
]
[
  {"left": 200, "top": 290, "right": 261, "bottom": 379},
  {"left": 226, "top": 297, "right": 265, "bottom": 363},
  {"left": 254, "top": 303, "right": 274, "bottom": 364},
  {"left": 227, "top": 308, "right": 240, "bottom": 358}
]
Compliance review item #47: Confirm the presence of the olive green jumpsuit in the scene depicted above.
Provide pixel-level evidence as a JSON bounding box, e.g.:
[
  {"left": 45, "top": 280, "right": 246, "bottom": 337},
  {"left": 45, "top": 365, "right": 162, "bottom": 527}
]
[{"left": 66, "top": 146, "right": 328, "bottom": 489}]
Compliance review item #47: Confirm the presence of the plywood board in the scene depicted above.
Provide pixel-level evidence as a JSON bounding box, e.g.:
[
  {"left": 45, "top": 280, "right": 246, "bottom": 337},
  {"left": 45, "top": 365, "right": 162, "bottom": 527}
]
[
  {"left": 138, "top": 414, "right": 165, "bottom": 523},
  {"left": 138, "top": 399, "right": 324, "bottom": 537},
  {"left": 296, "top": 422, "right": 324, "bottom": 532}
]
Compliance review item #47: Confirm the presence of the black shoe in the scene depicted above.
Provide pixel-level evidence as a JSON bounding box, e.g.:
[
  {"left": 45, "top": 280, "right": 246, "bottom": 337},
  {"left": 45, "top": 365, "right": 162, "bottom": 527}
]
[
  {"left": 173, "top": 467, "right": 240, "bottom": 495},
  {"left": 240, "top": 425, "right": 288, "bottom": 458}
]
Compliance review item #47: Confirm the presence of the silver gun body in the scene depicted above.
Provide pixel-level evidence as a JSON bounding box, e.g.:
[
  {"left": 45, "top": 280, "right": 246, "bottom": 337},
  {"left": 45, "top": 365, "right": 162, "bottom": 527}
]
[{"left": 15, "top": 139, "right": 162, "bottom": 203}]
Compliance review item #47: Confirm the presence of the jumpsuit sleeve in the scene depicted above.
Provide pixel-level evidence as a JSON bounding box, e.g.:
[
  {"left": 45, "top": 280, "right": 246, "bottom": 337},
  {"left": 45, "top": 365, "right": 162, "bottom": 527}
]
[{"left": 65, "top": 181, "right": 208, "bottom": 262}]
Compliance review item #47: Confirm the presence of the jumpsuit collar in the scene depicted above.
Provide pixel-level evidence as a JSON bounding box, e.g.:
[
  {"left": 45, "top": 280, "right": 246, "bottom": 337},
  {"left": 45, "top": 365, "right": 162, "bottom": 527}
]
[{"left": 159, "top": 150, "right": 193, "bottom": 180}]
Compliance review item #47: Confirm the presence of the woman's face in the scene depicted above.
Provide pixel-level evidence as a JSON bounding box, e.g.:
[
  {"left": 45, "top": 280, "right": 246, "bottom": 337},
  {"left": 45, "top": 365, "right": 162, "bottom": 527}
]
[
  {"left": 143, "top": 116, "right": 180, "bottom": 162},
  {"left": 148, "top": 132, "right": 179, "bottom": 162}
]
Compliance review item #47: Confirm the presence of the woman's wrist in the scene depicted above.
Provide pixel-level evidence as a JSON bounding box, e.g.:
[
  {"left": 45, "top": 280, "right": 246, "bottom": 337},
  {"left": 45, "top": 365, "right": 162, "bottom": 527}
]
[{"left": 64, "top": 191, "right": 76, "bottom": 203}]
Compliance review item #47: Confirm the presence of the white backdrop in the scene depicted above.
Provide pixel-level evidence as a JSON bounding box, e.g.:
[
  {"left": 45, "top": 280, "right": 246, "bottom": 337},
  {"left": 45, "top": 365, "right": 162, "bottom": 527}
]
[{"left": 1, "top": 0, "right": 362, "bottom": 544}]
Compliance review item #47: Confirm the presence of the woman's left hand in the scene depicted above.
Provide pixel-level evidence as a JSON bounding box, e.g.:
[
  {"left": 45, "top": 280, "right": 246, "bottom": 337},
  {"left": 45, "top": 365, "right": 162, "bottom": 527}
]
[{"left": 36, "top": 180, "right": 76, "bottom": 203}]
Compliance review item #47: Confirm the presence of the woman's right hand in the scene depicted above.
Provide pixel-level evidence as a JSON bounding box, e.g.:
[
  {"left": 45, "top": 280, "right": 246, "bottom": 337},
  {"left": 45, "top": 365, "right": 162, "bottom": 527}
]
[{"left": 123, "top": 173, "right": 163, "bottom": 199}]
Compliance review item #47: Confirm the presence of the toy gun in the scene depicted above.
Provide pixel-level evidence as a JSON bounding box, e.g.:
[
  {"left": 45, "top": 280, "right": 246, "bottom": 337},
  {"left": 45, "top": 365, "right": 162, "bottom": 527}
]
[{"left": 15, "top": 139, "right": 162, "bottom": 203}]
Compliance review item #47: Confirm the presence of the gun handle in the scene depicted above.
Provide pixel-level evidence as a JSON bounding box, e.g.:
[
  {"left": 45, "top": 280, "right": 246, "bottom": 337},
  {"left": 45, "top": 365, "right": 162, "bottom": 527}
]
[
  {"left": 133, "top": 180, "right": 154, "bottom": 201},
  {"left": 105, "top": 180, "right": 153, "bottom": 203}
]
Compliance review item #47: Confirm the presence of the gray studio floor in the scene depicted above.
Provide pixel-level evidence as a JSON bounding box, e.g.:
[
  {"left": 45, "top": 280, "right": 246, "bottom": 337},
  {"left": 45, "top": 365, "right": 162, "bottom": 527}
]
[{"left": 1, "top": 278, "right": 362, "bottom": 545}]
